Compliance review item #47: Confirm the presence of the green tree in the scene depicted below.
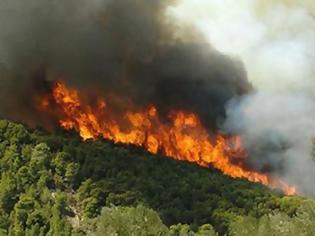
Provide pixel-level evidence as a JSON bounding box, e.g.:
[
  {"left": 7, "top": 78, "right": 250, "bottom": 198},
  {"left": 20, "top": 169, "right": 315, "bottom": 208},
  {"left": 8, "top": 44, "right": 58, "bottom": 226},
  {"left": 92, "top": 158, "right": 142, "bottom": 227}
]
[
  {"left": 229, "top": 201, "right": 315, "bottom": 236},
  {"left": 95, "top": 205, "right": 169, "bottom": 236},
  {"left": 196, "top": 224, "right": 217, "bottom": 236},
  {"left": 47, "top": 192, "right": 72, "bottom": 236}
]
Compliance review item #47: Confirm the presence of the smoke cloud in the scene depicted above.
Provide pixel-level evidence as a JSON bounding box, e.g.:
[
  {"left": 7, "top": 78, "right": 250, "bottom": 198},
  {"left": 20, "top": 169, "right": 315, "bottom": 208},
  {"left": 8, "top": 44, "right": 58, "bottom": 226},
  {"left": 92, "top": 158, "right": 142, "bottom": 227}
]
[
  {"left": 2, "top": 0, "right": 314, "bottom": 194},
  {"left": 170, "top": 0, "right": 315, "bottom": 194},
  {"left": 0, "top": 0, "right": 250, "bottom": 131}
]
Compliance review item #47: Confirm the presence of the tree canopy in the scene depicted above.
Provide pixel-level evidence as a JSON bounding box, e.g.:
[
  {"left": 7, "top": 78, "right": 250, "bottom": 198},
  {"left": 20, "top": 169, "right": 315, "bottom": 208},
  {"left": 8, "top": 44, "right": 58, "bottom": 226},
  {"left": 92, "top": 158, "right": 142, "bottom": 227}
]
[{"left": 0, "top": 119, "right": 314, "bottom": 235}]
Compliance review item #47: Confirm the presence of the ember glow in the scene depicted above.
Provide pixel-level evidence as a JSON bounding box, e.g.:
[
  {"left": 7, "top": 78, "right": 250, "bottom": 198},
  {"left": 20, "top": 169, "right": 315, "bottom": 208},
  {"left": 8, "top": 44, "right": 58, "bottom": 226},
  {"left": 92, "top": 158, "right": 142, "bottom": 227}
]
[{"left": 38, "top": 80, "right": 297, "bottom": 195}]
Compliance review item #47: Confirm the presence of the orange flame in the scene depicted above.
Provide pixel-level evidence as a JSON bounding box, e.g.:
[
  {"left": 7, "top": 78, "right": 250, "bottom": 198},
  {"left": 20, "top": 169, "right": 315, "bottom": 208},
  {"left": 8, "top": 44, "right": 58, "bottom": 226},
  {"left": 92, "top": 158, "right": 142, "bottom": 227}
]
[{"left": 39, "top": 81, "right": 297, "bottom": 195}]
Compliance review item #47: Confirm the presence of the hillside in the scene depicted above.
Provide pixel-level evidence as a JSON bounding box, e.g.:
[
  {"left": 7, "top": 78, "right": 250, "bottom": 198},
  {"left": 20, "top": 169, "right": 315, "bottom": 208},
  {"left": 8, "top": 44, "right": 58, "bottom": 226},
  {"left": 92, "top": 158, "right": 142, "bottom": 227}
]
[{"left": 0, "top": 119, "right": 314, "bottom": 235}]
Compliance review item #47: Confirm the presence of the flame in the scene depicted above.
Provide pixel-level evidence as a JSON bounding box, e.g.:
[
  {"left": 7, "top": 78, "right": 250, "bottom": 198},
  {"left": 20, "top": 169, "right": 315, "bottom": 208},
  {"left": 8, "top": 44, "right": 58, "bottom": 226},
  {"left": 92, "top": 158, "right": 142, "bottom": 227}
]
[{"left": 39, "top": 81, "right": 297, "bottom": 195}]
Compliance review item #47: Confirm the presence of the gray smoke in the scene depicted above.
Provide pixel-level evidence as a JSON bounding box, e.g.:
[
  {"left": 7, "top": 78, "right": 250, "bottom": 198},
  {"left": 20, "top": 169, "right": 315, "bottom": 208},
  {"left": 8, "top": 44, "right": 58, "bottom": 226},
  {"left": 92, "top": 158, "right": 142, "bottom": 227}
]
[
  {"left": 170, "top": 0, "right": 315, "bottom": 195},
  {"left": 0, "top": 0, "right": 251, "bottom": 131},
  {"left": 1, "top": 0, "right": 314, "bottom": 195},
  {"left": 223, "top": 92, "right": 315, "bottom": 195}
]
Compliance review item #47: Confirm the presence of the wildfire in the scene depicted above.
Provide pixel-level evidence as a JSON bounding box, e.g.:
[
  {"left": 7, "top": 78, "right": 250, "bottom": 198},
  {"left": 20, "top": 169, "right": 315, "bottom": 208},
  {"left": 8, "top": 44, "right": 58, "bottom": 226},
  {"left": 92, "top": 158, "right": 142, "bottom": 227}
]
[{"left": 38, "top": 80, "right": 297, "bottom": 195}]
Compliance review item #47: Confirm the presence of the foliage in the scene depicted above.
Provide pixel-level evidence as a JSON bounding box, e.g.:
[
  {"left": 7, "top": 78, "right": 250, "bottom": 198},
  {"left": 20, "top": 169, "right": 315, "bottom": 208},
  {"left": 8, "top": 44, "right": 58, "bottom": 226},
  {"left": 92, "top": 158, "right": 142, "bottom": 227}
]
[
  {"left": 0, "top": 119, "right": 314, "bottom": 235},
  {"left": 95, "top": 205, "right": 169, "bottom": 236},
  {"left": 229, "top": 201, "right": 315, "bottom": 236}
]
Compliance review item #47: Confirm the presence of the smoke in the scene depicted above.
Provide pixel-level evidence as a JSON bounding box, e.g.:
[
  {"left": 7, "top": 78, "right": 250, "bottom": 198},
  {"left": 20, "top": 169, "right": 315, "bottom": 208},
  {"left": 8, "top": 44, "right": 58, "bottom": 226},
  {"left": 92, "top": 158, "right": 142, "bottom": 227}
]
[
  {"left": 169, "top": 0, "right": 315, "bottom": 93},
  {"left": 170, "top": 0, "right": 315, "bottom": 194},
  {"left": 0, "top": 0, "right": 250, "bottom": 131},
  {"left": 224, "top": 93, "right": 315, "bottom": 195},
  {"left": 2, "top": 0, "right": 314, "bottom": 194}
]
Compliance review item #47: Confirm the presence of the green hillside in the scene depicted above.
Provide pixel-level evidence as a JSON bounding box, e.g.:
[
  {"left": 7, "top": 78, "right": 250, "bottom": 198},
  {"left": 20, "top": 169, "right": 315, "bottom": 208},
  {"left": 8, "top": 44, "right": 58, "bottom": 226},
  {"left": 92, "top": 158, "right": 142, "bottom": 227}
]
[{"left": 0, "top": 119, "right": 314, "bottom": 235}]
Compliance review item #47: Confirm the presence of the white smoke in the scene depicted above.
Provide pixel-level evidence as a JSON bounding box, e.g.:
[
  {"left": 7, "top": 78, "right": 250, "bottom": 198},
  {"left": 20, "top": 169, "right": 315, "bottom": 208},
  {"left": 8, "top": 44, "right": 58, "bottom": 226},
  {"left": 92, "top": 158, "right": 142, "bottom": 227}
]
[
  {"left": 169, "top": 0, "right": 315, "bottom": 92},
  {"left": 224, "top": 93, "right": 315, "bottom": 195},
  {"left": 169, "top": 0, "right": 315, "bottom": 194}
]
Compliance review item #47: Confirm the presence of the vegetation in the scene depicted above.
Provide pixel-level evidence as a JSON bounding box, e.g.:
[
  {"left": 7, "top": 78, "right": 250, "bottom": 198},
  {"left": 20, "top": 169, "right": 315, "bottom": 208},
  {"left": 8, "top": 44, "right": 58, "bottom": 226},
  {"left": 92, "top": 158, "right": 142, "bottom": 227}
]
[{"left": 0, "top": 119, "right": 314, "bottom": 235}]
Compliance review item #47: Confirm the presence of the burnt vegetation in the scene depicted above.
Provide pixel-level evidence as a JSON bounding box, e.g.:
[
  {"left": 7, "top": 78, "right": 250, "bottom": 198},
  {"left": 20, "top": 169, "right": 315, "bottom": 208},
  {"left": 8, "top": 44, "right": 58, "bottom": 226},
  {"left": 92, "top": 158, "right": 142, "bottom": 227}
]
[{"left": 0, "top": 119, "right": 314, "bottom": 235}]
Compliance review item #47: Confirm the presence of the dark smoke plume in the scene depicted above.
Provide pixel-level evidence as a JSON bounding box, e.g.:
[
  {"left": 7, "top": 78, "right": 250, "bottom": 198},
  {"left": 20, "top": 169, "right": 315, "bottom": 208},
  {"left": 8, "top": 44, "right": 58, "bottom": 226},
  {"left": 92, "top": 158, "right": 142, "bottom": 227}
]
[{"left": 0, "top": 0, "right": 251, "bottom": 131}]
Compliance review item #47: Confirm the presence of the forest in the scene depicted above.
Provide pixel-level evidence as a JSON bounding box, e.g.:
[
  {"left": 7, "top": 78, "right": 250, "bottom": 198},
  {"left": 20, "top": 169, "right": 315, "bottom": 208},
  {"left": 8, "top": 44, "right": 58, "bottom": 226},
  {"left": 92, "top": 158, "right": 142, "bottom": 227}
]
[{"left": 0, "top": 119, "right": 314, "bottom": 236}]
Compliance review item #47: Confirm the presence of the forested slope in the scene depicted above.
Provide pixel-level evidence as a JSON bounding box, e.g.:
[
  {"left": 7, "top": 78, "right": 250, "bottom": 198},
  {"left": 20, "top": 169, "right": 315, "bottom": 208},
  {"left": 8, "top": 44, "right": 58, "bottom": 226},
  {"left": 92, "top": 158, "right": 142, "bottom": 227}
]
[{"left": 0, "top": 119, "right": 314, "bottom": 235}]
